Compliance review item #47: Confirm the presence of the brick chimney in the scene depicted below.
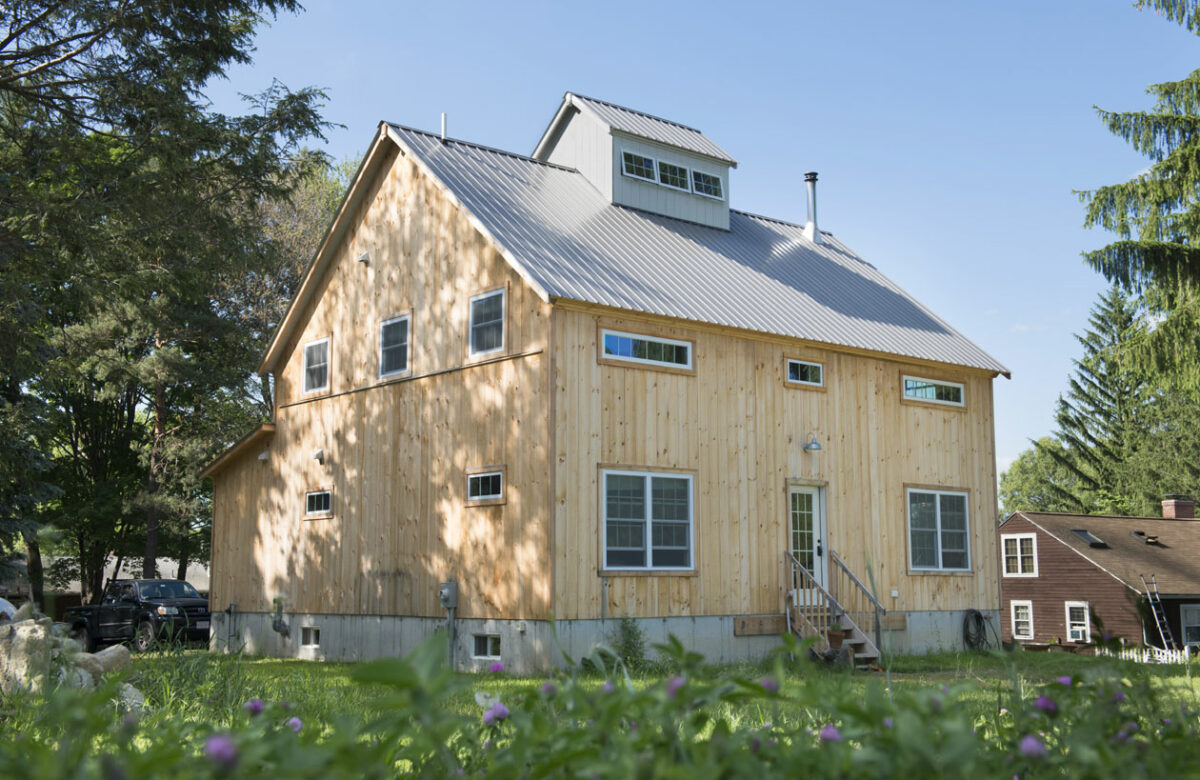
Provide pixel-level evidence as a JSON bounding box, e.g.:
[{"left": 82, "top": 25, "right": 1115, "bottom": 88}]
[{"left": 1161, "top": 495, "right": 1195, "bottom": 520}]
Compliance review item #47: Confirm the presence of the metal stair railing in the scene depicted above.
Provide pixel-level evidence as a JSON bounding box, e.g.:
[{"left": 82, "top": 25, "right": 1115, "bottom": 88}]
[
  {"left": 1140, "top": 574, "right": 1177, "bottom": 650},
  {"left": 829, "top": 549, "right": 888, "bottom": 655}
]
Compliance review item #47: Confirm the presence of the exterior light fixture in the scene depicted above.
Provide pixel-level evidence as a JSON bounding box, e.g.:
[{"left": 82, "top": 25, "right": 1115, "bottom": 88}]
[
  {"left": 802, "top": 433, "right": 822, "bottom": 452},
  {"left": 312, "top": 449, "right": 325, "bottom": 465}
]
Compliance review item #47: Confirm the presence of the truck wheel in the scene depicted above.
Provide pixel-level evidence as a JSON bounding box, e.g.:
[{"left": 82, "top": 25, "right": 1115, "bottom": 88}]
[
  {"left": 72, "top": 625, "right": 96, "bottom": 653},
  {"left": 133, "top": 621, "right": 157, "bottom": 653}
]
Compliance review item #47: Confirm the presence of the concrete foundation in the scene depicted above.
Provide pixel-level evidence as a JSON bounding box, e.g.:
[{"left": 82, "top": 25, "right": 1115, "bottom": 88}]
[{"left": 209, "top": 608, "right": 1001, "bottom": 672}]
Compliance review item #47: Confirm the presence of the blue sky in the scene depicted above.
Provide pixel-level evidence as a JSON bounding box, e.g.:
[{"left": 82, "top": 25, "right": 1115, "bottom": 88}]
[{"left": 205, "top": 1, "right": 1198, "bottom": 476}]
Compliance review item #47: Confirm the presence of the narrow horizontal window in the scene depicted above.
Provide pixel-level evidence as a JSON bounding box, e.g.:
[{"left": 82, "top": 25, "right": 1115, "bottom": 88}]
[
  {"left": 473, "top": 634, "right": 501, "bottom": 658},
  {"left": 691, "top": 170, "right": 723, "bottom": 199},
  {"left": 903, "top": 375, "right": 964, "bottom": 406},
  {"left": 658, "top": 161, "right": 690, "bottom": 191},
  {"left": 787, "top": 359, "right": 823, "bottom": 387},
  {"left": 603, "top": 470, "right": 693, "bottom": 571},
  {"left": 621, "top": 151, "right": 656, "bottom": 181},
  {"left": 468, "top": 471, "right": 503, "bottom": 501},
  {"left": 379, "top": 315, "right": 410, "bottom": 377},
  {"left": 1001, "top": 533, "right": 1037, "bottom": 577},
  {"left": 601, "top": 329, "right": 692, "bottom": 369},
  {"left": 1011, "top": 601, "right": 1033, "bottom": 641},
  {"left": 469, "top": 289, "right": 505, "bottom": 356},
  {"left": 303, "top": 338, "right": 329, "bottom": 394},
  {"left": 907, "top": 488, "right": 970, "bottom": 571},
  {"left": 305, "top": 490, "right": 331, "bottom": 516}
]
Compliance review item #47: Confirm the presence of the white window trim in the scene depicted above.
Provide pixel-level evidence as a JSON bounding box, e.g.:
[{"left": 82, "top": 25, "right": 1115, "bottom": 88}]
[
  {"left": 305, "top": 489, "right": 332, "bottom": 517},
  {"left": 690, "top": 170, "right": 726, "bottom": 202},
  {"left": 902, "top": 375, "right": 965, "bottom": 407},
  {"left": 1001, "top": 533, "right": 1038, "bottom": 578},
  {"left": 468, "top": 288, "right": 505, "bottom": 357},
  {"left": 600, "top": 329, "right": 693, "bottom": 370},
  {"left": 1011, "top": 600, "right": 1034, "bottom": 641},
  {"left": 1065, "top": 601, "right": 1091, "bottom": 643},
  {"left": 656, "top": 160, "right": 692, "bottom": 193},
  {"left": 467, "top": 470, "right": 504, "bottom": 501},
  {"left": 302, "top": 337, "right": 330, "bottom": 394},
  {"left": 378, "top": 314, "right": 411, "bottom": 379},
  {"left": 786, "top": 358, "right": 824, "bottom": 387},
  {"left": 620, "top": 149, "right": 658, "bottom": 183},
  {"left": 906, "top": 488, "right": 971, "bottom": 572},
  {"left": 472, "top": 634, "right": 501, "bottom": 659},
  {"left": 601, "top": 469, "right": 694, "bottom": 572}
]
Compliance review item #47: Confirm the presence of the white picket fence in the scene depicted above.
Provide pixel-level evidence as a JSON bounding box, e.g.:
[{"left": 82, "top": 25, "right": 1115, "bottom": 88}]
[{"left": 1098, "top": 645, "right": 1194, "bottom": 664}]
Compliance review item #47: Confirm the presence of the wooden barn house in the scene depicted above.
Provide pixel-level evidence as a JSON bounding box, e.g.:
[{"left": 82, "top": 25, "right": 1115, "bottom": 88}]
[
  {"left": 201, "top": 93, "right": 1010, "bottom": 671},
  {"left": 999, "top": 500, "right": 1200, "bottom": 653}
]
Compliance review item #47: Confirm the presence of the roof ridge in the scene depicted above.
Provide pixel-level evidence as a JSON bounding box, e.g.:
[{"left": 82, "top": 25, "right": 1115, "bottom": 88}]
[
  {"left": 568, "top": 92, "right": 704, "bottom": 135},
  {"left": 386, "top": 123, "right": 578, "bottom": 172}
]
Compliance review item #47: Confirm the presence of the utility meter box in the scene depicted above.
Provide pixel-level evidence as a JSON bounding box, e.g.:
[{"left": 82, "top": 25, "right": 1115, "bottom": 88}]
[{"left": 438, "top": 581, "right": 457, "bottom": 609}]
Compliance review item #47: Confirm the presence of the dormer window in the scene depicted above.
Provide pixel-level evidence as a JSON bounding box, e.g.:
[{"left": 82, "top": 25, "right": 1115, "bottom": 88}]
[
  {"left": 658, "top": 161, "right": 690, "bottom": 191},
  {"left": 622, "top": 151, "right": 656, "bottom": 181},
  {"left": 691, "top": 171, "right": 724, "bottom": 200}
]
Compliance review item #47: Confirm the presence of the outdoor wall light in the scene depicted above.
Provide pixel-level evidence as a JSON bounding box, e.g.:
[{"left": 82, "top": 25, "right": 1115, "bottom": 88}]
[
  {"left": 802, "top": 433, "right": 822, "bottom": 453},
  {"left": 312, "top": 449, "right": 325, "bottom": 465}
]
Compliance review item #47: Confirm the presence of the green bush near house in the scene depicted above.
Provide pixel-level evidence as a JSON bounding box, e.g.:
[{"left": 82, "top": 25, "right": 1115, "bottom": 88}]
[{"left": 1, "top": 636, "right": 1197, "bottom": 778}]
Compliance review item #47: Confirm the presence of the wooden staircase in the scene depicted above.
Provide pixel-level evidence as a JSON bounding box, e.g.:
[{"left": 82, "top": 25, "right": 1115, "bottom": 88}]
[{"left": 786, "top": 550, "right": 885, "bottom": 670}]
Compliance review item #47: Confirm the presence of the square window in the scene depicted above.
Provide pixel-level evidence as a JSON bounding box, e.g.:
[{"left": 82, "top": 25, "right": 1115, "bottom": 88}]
[
  {"left": 469, "top": 290, "right": 505, "bottom": 356},
  {"left": 473, "top": 634, "right": 501, "bottom": 658},
  {"left": 468, "top": 471, "right": 503, "bottom": 501},
  {"left": 1002, "top": 534, "right": 1038, "bottom": 576},
  {"left": 691, "top": 170, "right": 723, "bottom": 199},
  {"left": 787, "top": 359, "right": 823, "bottom": 387},
  {"left": 379, "top": 316, "right": 410, "bottom": 377},
  {"left": 621, "top": 151, "right": 656, "bottom": 181},
  {"left": 306, "top": 490, "right": 331, "bottom": 516},
  {"left": 603, "top": 470, "right": 693, "bottom": 570},
  {"left": 907, "top": 489, "right": 970, "bottom": 571},
  {"left": 303, "top": 339, "right": 329, "bottom": 394},
  {"left": 658, "top": 161, "right": 690, "bottom": 190},
  {"left": 301, "top": 626, "right": 320, "bottom": 647}
]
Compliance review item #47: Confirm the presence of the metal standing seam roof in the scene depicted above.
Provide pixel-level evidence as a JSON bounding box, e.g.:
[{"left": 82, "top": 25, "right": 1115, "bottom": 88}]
[
  {"left": 565, "top": 93, "right": 737, "bottom": 165},
  {"left": 386, "top": 124, "right": 1008, "bottom": 375}
]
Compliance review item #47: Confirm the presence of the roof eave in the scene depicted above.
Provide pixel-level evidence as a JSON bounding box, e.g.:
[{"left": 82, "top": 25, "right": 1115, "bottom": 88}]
[
  {"left": 531, "top": 93, "right": 577, "bottom": 161},
  {"left": 199, "top": 423, "right": 276, "bottom": 480}
]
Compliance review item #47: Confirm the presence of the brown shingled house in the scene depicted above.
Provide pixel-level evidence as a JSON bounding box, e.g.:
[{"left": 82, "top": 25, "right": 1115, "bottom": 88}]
[{"left": 998, "top": 498, "right": 1200, "bottom": 652}]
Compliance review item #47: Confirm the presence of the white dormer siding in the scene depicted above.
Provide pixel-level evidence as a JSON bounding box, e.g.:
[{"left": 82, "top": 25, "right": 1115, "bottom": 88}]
[{"left": 534, "top": 93, "right": 733, "bottom": 230}]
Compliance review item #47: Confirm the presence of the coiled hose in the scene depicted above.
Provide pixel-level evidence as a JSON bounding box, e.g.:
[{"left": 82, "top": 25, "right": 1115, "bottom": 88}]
[{"left": 962, "top": 608, "right": 997, "bottom": 650}]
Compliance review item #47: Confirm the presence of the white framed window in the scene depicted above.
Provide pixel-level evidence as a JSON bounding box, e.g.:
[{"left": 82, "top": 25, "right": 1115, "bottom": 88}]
[
  {"left": 1011, "top": 601, "right": 1034, "bottom": 641},
  {"left": 691, "top": 170, "right": 724, "bottom": 200},
  {"left": 473, "top": 634, "right": 501, "bottom": 659},
  {"left": 1065, "top": 601, "right": 1090, "bottom": 643},
  {"left": 467, "top": 471, "right": 503, "bottom": 501},
  {"left": 379, "top": 315, "right": 410, "bottom": 378},
  {"left": 602, "top": 469, "right": 693, "bottom": 570},
  {"left": 902, "top": 375, "right": 964, "bottom": 407},
  {"left": 301, "top": 626, "right": 320, "bottom": 647},
  {"left": 657, "top": 160, "right": 691, "bottom": 191},
  {"left": 786, "top": 358, "right": 824, "bottom": 387},
  {"left": 1181, "top": 605, "right": 1200, "bottom": 651},
  {"left": 601, "top": 329, "right": 692, "bottom": 369},
  {"left": 302, "top": 338, "right": 330, "bottom": 394},
  {"left": 907, "top": 488, "right": 970, "bottom": 571},
  {"left": 1001, "top": 533, "right": 1038, "bottom": 577},
  {"left": 305, "top": 490, "right": 332, "bottom": 516},
  {"left": 469, "top": 289, "right": 505, "bottom": 356},
  {"left": 621, "top": 150, "right": 656, "bottom": 182}
]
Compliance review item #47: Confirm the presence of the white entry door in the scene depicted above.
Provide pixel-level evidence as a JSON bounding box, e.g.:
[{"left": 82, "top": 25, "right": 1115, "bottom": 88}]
[{"left": 790, "top": 486, "right": 827, "bottom": 591}]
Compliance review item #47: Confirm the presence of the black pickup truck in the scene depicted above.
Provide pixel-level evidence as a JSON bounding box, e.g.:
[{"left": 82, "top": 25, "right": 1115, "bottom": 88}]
[{"left": 65, "top": 579, "right": 211, "bottom": 652}]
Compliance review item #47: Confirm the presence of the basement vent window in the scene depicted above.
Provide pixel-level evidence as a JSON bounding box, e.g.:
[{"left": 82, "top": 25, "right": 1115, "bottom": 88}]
[
  {"left": 473, "top": 634, "right": 501, "bottom": 659},
  {"left": 658, "top": 161, "right": 690, "bottom": 191},
  {"left": 621, "top": 151, "right": 656, "bottom": 181},
  {"left": 468, "top": 471, "right": 503, "bottom": 501},
  {"left": 602, "top": 329, "right": 692, "bottom": 369},
  {"left": 301, "top": 626, "right": 320, "bottom": 647},
  {"left": 691, "top": 170, "right": 724, "bottom": 200},
  {"left": 305, "top": 490, "right": 331, "bottom": 516},
  {"left": 1072, "top": 529, "right": 1108, "bottom": 548},
  {"left": 786, "top": 359, "right": 824, "bottom": 387},
  {"left": 902, "top": 376, "right": 964, "bottom": 407}
]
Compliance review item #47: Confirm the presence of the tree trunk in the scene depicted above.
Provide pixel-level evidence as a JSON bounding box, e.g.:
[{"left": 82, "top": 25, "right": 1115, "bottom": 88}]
[
  {"left": 177, "top": 533, "right": 190, "bottom": 582},
  {"left": 143, "top": 377, "right": 164, "bottom": 578},
  {"left": 21, "top": 529, "right": 43, "bottom": 610}
]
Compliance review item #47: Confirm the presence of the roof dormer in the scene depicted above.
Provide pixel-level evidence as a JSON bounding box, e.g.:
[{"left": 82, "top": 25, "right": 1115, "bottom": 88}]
[{"left": 533, "top": 93, "right": 736, "bottom": 230}]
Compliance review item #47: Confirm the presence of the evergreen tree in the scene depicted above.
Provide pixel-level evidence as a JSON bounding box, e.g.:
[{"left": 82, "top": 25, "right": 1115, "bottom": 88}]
[{"left": 999, "top": 437, "right": 1085, "bottom": 515}]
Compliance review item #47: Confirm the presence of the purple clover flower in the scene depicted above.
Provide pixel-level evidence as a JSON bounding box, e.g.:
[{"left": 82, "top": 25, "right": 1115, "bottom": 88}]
[
  {"left": 1035, "top": 696, "right": 1057, "bottom": 715},
  {"left": 205, "top": 735, "right": 237, "bottom": 769},
  {"left": 760, "top": 677, "right": 779, "bottom": 693},
  {"left": 601, "top": 681, "right": 614, "bottom": 693},
  {"left": 883, "top": 717, "right": 894, "bottom": 729},
  {"left": 287, "top": 717, "right": 302, "bottom": 733},
  {"left": 1113, "top": 691, "right": 1126, "bottom": 703},
  {"left": 482, "top": 701, "right": 510, "bottom": 725},
  {"left": 243, "top": 698, "right": 264, "bottom": 716},
  {"left": 750, "top": 737, "right": 761, "bottom": 754},
  {"left": 488, "top": 662, "right": 505, "bottom": 673},
  {"left": 541, "top": 681, "right": 557, "bottom": 696},
  {"left": 819, "top": 724, "right": 842, "bottom": 742},
  {"left": 1018, "top": 734, "right": 1047, "bottom": 758},
  {"left": 666, "top": 676, "right": 686, "bottom": 698}
]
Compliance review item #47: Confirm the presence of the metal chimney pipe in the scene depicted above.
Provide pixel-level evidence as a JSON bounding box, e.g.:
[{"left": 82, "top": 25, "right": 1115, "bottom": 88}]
[
  {"left": 441, "top": 112, "right": 447, "bottom": 143},
  {"left": 803, "top": 171, "right": 820, "bottom": 244}
]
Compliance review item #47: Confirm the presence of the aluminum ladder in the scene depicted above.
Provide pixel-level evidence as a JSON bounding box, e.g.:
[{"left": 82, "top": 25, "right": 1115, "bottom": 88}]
[{"left": 1140, "top": 574, "right": 1177, "bottom": 650}]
